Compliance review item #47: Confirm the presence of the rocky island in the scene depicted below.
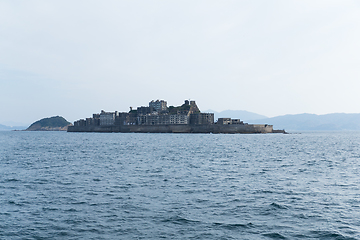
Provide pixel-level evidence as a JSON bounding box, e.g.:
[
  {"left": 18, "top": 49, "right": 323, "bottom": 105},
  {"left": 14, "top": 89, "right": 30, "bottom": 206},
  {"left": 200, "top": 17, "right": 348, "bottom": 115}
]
[
  {"left": 68, "top": 99, "right": 285, "bottom": 134},
  {"left": 26, "top": 116, "right": 72, "bottom": 131}
]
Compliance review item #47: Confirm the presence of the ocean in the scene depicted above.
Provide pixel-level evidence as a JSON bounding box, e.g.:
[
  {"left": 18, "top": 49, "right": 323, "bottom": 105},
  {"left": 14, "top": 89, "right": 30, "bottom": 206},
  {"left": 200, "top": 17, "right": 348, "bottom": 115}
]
[{"left": 1, "top": 131, "right": 360, "bottom": 239}]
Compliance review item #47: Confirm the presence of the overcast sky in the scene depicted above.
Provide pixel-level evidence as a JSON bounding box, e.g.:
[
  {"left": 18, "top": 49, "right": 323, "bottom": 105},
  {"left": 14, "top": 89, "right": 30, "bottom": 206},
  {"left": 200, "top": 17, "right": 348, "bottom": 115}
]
[{"left": 1, "top": 1, "right": 360, "bottom": 125}]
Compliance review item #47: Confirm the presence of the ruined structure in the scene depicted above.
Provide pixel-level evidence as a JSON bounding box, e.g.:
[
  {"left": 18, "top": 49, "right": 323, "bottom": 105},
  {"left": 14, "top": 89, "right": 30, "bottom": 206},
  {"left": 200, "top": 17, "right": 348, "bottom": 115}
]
[{"left": 68, "top": 100, "right": 284, "bottom": 133}]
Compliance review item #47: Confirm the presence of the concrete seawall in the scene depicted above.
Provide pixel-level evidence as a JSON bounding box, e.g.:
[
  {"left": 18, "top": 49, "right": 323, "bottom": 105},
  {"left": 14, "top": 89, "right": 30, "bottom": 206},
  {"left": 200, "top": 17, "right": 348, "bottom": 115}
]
[{"left": 68, "top": 124, "right": 278, "bottom": 134}]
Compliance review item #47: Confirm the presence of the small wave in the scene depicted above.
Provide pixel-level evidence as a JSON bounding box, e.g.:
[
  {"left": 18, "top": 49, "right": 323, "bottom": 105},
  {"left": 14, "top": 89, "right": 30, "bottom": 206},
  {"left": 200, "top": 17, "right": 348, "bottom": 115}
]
[
  {"left": 293, "top": 213, "right": 308, "bottom": 219},
  {"left": 280, "top": 164, "right": 294, "bottom": 168},
  {"left": 261, "top": 203, "right": 289, "bottom": 216},
  {"left": 64, "top": 208, "right": 78, "bottom": 212},
  {"left": 24, "top": 184, "right": 36, "bottom": 189},
  {"left": 4, "top": 178, "right": 20, "bottom": 182},
  {"left": 308, "top": 230, "right": 356, "bottom": 240},
  {"left": 162, "top": 216, "right": 200, "bottom": 225},
  {"left": 89, "top": 202, "right": 111, "bottom": 206},
  {"left": 254, "top": 189, "right": 275, "bottom": 194},
  {"left": 86, "top": 192, "right": 98, "bottom": 196},
  {"left": 195, "top": 198, "right": 209, "bottom": 203},
  {"left": 29, "top": 179, "right": 50, "bottom": 185},
  {"left": 42, "top": 207, "right": 59, "bottom": 211},
  {"left": 71, "top": 201, "right": 87, "bottom": 205},
  {"left": 270, "top": 202, "right": 288, "bottom": 210},
  {"left": 56, "top": 231, "right": 71, "bottom": 237},
  {"left": 64, "top": 219, "right": 83, "bottom": 225},
  {"left": 262, "top": 232, "right": 287, "bottom": 239},
  {"left": 56, "top": 181, "right": 73, "bottom": 185},
  {"left": 213, "top": 222, "right": 254, "bottom": 230},
  {"left": 7, "top": 200, "right": 23, "bottom": 206},
  {"left": 114, "top": 184, "right": 134, "bottom": 189}
]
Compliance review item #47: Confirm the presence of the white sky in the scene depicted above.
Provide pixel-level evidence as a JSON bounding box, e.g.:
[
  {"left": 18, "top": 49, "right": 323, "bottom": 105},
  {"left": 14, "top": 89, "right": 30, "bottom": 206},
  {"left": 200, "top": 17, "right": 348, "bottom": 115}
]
[{"left": 1, "top": 0, "right": 360, "bottom": 125}]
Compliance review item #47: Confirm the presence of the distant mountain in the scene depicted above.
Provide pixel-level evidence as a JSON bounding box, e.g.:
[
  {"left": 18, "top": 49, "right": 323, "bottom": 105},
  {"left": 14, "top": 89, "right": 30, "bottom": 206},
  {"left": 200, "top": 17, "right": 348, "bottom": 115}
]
[
  {"left": 0, "top": 124, "right": 27, "bottom": 131},
  {"left": 204, "top": 109, "right": 268, "bottom": 122},
  {"left": 249, "top": 113, "right": 360, "bottom": 131},
  {"left": 0, "top": 124, "right": 12, "bottom": 131},
  {"left": 26, "top": 116, "right": 72, "bottom": 131}
]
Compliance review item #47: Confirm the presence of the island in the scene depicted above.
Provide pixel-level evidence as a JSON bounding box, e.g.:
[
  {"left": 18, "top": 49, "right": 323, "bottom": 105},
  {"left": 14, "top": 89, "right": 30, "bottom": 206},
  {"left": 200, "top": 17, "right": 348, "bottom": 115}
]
[
  {"left": 68, "top": 100, "right": 285, "bottom": 134},
  {"left": 27, "top": 116, "right": 72, "bottom": 131}
]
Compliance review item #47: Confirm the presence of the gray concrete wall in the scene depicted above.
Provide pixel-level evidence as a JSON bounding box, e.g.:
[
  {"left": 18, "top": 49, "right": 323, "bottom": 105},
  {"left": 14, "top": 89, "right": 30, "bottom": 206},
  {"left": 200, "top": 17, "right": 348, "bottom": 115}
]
[{"left": 68, "top": 124, "right": 274, "bottom": 134}]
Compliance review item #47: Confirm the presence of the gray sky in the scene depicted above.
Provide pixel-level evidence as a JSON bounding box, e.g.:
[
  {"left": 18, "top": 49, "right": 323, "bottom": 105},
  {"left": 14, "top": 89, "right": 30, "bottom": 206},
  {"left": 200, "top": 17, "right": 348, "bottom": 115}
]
[{"left": 1, "top": 0, "right": 360, "bottom": 125}]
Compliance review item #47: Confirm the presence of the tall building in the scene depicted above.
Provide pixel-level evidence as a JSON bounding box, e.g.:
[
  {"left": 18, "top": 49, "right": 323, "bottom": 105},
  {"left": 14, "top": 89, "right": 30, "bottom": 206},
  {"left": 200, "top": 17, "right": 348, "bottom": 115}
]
[
  {"left": 190, "top": 113, "right": 214, "bottom": 125},
  {"left": 189, "top": 101, "right": 200, "bottom": 113},
  {"left": 137, "top": 106, "right": 152, "bottom": 116},
  {"left": 149, "top": 100, "right": 167, "bottom": 112},
  {"left": 100, "top": 110, "right": 118, "bottom": 126}
]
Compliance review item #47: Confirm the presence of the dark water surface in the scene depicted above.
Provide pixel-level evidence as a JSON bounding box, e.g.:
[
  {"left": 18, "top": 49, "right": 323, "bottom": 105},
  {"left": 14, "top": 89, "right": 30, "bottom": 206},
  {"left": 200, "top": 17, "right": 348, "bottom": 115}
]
[{"left": 1, "top": 131, "right": 360, "bottom": 239}]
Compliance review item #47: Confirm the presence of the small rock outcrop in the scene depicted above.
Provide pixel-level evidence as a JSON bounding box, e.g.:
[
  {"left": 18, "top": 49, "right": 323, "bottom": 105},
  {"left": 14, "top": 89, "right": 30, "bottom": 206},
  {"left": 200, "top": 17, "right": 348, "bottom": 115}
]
[{"left": 26, "top": 116, "right": 72, "bottom": 131}]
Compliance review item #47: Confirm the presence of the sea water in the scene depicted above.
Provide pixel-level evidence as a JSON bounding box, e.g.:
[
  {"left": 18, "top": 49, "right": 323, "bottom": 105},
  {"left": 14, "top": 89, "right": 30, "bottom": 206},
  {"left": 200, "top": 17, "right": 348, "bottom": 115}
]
[{"left": 1, "top": 131, "right": 360, "bottom": 239}]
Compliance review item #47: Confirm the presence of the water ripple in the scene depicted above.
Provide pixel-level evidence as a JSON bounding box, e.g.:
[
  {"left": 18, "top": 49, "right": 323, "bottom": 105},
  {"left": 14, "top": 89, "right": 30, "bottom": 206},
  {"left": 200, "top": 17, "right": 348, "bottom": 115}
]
[{"left": 1, "top": 131, "right": 360, "bottom": 239}]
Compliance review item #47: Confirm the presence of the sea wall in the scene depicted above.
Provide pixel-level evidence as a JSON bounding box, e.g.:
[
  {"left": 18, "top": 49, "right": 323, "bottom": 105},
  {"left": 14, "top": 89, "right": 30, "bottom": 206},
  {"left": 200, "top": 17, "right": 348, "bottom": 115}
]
[{"left": 67, "top": 124, "right": 275, "bottom": 134}]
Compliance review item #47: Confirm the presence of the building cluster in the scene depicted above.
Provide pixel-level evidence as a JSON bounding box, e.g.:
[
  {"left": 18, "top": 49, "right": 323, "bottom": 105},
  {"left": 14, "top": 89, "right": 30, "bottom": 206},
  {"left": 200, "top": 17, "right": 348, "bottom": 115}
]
[
  {"left": 74, "top": 100, "right": 221, "bottom": 127},
  {"left": 217, "top": 118, "right": 244, "bottom": 125}
]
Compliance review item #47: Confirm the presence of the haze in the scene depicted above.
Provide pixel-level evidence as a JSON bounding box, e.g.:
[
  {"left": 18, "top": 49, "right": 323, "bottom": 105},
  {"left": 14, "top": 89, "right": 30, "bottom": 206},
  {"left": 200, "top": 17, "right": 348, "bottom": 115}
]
[{"left": 1, "top": 1, "right": 360, "bottom": 125}]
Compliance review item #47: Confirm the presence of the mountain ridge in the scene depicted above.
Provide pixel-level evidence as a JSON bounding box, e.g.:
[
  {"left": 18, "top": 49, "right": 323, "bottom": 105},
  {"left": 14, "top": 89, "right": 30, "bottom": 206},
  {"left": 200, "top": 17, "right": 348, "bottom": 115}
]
[
  {"left": 0, "top": 124, "right": 27, "bottom": 131},
  {"left": 248, "top": 113, "right": 360, "bottom": 131},
  {"left": 204, "top": 109, "right": 268, "bottom": 122}
]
